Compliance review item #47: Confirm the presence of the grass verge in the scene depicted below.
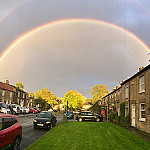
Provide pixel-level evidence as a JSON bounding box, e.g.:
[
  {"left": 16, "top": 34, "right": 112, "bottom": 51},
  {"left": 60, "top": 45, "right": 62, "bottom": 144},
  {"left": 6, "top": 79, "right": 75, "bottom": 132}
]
[{"left": 25, "top": 122, "right": 150, "bottom": 150}]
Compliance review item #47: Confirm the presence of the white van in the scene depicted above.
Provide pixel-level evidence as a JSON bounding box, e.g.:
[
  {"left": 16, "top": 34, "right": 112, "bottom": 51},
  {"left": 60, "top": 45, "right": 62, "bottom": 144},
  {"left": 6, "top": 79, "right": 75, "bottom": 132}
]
[{"left": 0, "top": 102, "right": 11, "bottom": 114}]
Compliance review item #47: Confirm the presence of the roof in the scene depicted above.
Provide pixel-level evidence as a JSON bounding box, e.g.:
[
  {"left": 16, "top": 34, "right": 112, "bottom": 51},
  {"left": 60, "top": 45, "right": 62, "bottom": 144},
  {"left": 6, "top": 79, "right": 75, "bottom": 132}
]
[
  {"left": 0, "top": 82, "right": 15, "bottom": 92},
  {"left": 102, "top": 86, "right": 121, "bottom": 99},
  {"left": 121, "top": 64, "right": 150, "bottom": 85},
  {"left": 0, "top": 113, "right": 18, "bottom": 118},
  {"left": 84, "top": 101, "right": 92, "bottom": 105},
  {"left": 10, "top": 84, "right": 26, "bottom": 93}
]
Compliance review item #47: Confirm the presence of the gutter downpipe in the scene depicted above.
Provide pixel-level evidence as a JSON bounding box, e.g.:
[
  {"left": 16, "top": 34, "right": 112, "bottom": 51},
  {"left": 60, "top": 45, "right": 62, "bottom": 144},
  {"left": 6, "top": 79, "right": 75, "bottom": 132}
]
[{"left": 129, "top": 81, "right": 131, "bottom": 126}]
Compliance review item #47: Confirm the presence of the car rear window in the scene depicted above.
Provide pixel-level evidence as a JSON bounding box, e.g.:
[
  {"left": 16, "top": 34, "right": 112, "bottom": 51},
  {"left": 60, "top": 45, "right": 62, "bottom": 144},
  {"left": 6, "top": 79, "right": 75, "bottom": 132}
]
[
  {"left": 12, "top": 117, "right": 18, "bottom": 124},
  {"left": 3, "top": 118, "right": 13, "bottom": 129}
]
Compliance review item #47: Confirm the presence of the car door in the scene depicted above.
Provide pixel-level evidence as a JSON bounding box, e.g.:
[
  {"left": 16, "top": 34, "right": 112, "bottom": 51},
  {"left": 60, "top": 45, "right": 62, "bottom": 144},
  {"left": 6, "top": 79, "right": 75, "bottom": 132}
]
[{"left": 87, "top": 112, "right": 96, "bottom": 121}]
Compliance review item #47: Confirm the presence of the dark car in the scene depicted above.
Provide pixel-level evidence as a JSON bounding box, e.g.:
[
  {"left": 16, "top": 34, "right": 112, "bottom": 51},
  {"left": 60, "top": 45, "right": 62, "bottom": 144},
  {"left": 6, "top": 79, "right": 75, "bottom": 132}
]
[
  {"left": 65, "top": 111, "right": 74, "bottom": 119},
  {"left": 33, "top": 111, "right": 57, "bottom": 130},
  {"left": 76, "top": 111, "right": 103, "bottom": 122},
  {"left": 0, "top": 113, "right": 22, "bottom": 150}
]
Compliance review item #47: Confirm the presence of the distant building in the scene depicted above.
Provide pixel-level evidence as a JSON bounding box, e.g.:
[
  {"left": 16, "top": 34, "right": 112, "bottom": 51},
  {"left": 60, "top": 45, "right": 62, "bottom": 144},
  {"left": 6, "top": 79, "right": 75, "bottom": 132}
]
[
  {"left": 82, "top": 101, "right": 92, "bottom": 111},
  {"left": 53, "top": 99, "right": 64, "bottom": 111}
]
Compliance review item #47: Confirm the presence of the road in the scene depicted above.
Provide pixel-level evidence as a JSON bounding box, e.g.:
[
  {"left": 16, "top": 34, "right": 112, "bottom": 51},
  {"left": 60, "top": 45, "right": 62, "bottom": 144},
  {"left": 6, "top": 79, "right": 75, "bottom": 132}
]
[{"left": 18, "top": 113, "right": 64, "bottom": 150}]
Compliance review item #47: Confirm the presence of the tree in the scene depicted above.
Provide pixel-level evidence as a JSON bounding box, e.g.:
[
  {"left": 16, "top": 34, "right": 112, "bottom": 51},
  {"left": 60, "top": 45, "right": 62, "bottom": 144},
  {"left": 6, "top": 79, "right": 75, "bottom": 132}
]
[
  {"left": 34, "top": 88, "right": 57, "bottom": 108},
  {"left": 91, "top": 84, "right": 110, "bottom": 104},
  {"left": 15, "top": 81, "right": 24, "bottom": 90},
  {"left": 63, "top": 90, "right": 87, "bottom": 110}
]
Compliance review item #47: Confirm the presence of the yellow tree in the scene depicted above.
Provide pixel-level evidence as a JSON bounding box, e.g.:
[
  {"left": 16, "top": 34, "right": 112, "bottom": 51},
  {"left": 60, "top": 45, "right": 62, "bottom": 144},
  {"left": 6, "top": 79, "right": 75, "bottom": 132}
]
[
  {"left": 64, "top": 90, "right": 87, "bottom": 110},
  {"left": 15, "top": 81, "right": 24, "bottom": 90},
  {"left": 91, "top": 84, "right": 110, "bottom": 104},
  {"left": 34, "top": 88, "right": 57, "bottom": 108}
]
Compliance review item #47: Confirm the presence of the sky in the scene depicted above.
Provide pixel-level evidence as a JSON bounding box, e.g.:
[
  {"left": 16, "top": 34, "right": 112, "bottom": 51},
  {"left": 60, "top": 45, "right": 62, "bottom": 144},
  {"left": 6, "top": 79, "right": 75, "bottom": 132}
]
[{"left": 0, "top": 0, "right": 150, "bottom": 98}]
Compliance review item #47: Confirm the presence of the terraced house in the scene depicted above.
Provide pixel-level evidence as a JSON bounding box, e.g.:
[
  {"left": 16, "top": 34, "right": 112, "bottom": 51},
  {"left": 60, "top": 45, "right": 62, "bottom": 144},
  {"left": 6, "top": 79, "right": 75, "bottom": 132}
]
[
  {"left": 0, "top": 80, "right": 15, "bottom": 104},
  {"left": 0, "top": 79, "right": 27, "bottom": 106},
  {"left": 102, "top": 64, "right": 150, "bottom": 133}
]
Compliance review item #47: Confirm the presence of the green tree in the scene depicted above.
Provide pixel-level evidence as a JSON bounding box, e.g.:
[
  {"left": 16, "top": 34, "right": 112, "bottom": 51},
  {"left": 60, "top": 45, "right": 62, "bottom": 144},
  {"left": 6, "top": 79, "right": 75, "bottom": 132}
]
[
  {"left": 63, "top": 90, "right": 86, "bottom": 110},
  {"left": 15, "top": 81, "right": 24, "bottom": 90},
  {"left": 91, "top": 84, "right": 110, "bottom": 104}
]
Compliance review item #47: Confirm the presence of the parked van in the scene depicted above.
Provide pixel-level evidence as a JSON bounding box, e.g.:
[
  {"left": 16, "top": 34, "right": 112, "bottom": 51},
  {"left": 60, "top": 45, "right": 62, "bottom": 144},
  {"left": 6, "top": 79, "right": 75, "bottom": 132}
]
[{"left": 0, "top": 102, "right": 11, "bottom": 114}]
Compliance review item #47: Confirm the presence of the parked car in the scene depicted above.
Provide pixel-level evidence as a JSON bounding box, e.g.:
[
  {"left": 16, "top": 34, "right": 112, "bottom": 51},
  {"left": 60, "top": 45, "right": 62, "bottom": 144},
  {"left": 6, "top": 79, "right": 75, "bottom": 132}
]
[
  {"left": 18, "top": 106, "right": 26, "bottom": 114},
  {"left": 8, "top": 104, "right": 20, "bottom": 114},
  {"left": 0, "top": 113, "right": 22, "bottom": 149},
  {"left": 33, "top": 111, "right": 57, "bottom": 130},
  {"left": 33, "top": 107, "right": 41, "bottom": 113},
  {"left": 76, "top": 111, "right": 103, "bottom": 122},
  {"left": 24, "top": 106, "right": 30, "bottom": 113},
  {"left": 0, "top": 102, "right": 11, "bottom": 114},
  {"left": 31, "top": 107, "right": 38, "bottom": 113},
  {"left": 65, "top": 111, "right": 74, "bottom": 119}
]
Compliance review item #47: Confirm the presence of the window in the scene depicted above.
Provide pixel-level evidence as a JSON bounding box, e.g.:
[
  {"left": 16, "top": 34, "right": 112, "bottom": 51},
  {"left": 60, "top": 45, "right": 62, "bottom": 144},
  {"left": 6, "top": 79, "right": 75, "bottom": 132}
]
[
  {"left": 3, "top": 118, "right": 13, "bottom": 129},
  {"left": 12, "top": 117, "right": 18, "bottom": 124},
  {"left": 18, "top": 92, "right": 20, "bottom": 97},
  {"left": 125, "top": 85, "right": 129, "bottom": 98},
  {"left": 2, "top": 90, "right": 5, "bottom": 96},
  {"left": 139, "top": 103, "right": 145, "bottom": 121},
  {"left": 139, "top": 76, "right": 145, "bottom": 92},
  {"left": 10, "top": 92, "right": 12, "bottom": 97}
]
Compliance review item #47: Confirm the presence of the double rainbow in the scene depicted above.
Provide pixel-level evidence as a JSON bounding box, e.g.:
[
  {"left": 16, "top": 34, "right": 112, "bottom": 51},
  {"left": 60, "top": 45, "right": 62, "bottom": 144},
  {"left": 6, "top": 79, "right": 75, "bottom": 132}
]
[{"left": 0, "top": 18, "right": 149, "bottom": 62}]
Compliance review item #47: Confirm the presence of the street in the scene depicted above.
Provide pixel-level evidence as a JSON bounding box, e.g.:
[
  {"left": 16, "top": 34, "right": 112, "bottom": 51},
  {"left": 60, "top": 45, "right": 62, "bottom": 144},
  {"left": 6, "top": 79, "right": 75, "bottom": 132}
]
[{"left": 18, "top": 113, "right": 64, "bottom": 150}]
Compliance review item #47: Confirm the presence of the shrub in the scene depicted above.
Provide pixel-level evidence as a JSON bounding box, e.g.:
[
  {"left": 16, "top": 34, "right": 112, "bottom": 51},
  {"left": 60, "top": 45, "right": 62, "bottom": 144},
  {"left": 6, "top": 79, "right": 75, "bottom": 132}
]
[
  {"left": 110, "top": 112, "right": 118, "bottom": 122},
  {"left": 115, "top": 115, "right": 121, "bottom": 124}
]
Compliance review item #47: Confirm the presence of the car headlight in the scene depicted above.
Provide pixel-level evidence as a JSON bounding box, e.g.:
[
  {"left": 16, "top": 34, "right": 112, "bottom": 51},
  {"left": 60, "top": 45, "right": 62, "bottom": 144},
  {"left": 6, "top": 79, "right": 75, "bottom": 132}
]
[
  {"left": 34, "top": 120, "right": 37, "bottom": 122},
  {"left": 46, "top": 121, "right": 51, "bottom": 124}
]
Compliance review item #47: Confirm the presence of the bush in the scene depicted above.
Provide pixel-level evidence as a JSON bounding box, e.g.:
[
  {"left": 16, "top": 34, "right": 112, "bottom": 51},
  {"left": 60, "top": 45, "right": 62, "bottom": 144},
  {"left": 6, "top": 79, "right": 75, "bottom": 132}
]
[
  {"left": 110, "top": 112, "right": 118, "bottom": 122},
  {"left": 115, "top": 116, "right": 121, "bottom": 124}
]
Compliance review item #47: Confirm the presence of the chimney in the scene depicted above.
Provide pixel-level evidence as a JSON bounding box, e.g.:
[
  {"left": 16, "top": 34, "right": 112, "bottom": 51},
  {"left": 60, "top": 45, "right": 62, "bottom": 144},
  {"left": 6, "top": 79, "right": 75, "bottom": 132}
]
[
  {"left": 113, "top": 88, "right": 116, "bottom": 91},
  {"left": 5, "top": 78, "right": 9, "bottom": 84},
  {"left": 116, "top": 85, "right": 120, "bottom": 89},
  {"left": 139, "top": 66, "right": 145, "bottom": 71}
]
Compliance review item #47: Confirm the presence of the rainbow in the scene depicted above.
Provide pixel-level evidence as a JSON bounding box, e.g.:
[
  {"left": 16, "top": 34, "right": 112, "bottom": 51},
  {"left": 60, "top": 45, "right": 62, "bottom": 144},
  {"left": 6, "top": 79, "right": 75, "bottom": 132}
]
[{"left": 0, "top": 18, "right": 149, "bottom": 62}]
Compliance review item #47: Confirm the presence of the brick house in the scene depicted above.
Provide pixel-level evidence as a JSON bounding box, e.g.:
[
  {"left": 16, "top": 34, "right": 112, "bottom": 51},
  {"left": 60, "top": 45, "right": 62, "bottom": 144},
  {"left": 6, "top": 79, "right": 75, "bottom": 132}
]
[
  {"left": 0, "top": 81, "right": 15, "bottom": 104},
  {"left": 10, "top": 85, "right": 27, "bottom": 106},
  {"left": 102, "top": 64, "right": 150, "bottom": 133},
  {"left": 121, "top": 64, "right": 150, "bottom": 133}
]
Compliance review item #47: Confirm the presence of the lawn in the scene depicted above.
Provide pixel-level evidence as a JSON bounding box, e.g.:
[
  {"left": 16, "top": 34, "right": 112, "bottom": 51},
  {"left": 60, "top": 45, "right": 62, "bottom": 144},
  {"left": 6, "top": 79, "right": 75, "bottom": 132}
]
[{"left": 25, "top": 122, "right": 150, "bottom": 150}]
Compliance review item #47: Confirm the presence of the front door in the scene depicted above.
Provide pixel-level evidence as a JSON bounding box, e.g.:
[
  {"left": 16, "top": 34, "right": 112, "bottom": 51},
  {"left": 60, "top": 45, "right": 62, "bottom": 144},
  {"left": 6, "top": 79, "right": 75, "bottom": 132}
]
[{"left": 132, "top": 104, "right": 135, "bottom": 127}]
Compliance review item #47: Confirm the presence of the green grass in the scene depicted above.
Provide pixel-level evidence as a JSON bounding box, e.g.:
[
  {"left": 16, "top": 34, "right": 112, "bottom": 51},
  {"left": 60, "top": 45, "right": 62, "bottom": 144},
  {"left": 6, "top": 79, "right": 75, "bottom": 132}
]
[{"left": 25, "top": 122, "right": 150, "bottom": 150}]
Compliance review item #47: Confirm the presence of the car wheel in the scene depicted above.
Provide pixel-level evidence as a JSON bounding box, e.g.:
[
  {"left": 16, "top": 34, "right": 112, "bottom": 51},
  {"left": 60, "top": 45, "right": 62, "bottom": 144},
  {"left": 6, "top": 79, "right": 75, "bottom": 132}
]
[
  {"left": 96, "top": 118, "right": 100, "bottom": 122},
  {"left": 47, "top": 124, "right": 51, "bottom": 131},
  {"left": 13, "top": 137, "right": 21, "bottom": 150},
  {"left": 34, "top": 125, "right": 37, "bottom": 129},
  {"left": 78, "top": 118, "right": 83, "bottom": 122}
]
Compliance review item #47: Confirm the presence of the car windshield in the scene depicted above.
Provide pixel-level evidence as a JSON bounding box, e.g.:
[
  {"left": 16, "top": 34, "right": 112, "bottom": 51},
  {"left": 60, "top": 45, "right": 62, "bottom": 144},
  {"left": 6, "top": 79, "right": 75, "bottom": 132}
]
[
  {"left": 0, "top": 103, "right": 7, "bottom": 108},
  {"left": 37, "top": 112, "right": 52, "bottom": 118}
]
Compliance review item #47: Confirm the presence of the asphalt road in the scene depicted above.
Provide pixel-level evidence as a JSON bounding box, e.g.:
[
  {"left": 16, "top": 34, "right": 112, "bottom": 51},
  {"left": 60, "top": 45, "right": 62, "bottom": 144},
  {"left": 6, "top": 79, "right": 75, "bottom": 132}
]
[{"left": 18, "top": 113, "right": 64, "bottom": 150}]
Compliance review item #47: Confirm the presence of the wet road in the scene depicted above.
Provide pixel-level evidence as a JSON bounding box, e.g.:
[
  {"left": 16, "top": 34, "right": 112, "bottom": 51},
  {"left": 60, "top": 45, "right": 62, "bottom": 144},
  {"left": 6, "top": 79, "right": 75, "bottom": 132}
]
[{"left": 18, "top": 113, "right": 63, "bottom": 150}]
